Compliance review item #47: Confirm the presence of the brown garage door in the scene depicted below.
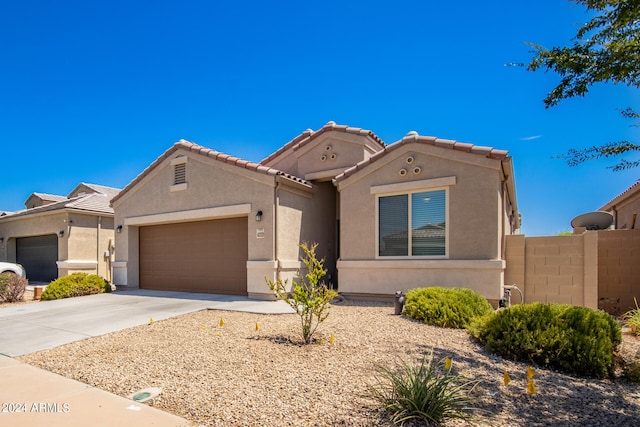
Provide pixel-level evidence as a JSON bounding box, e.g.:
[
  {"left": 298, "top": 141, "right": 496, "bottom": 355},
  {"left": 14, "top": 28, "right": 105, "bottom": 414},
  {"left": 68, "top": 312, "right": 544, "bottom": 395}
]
[{"left": 139, "top": 218, "right": 248, "bottom": 295}]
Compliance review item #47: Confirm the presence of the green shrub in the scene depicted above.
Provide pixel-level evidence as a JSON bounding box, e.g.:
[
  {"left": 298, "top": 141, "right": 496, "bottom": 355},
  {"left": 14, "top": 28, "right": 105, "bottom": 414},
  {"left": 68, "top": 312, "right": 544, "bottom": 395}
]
[
  {"left": 623, "top": 360, "right": 640, "bottom": 384},
  {"left": 471, "top": 303, "right": 622, "bottom": 378},
  {"left": 265, "top": 243, "right": 338, "bottom": 344},
  {"left": 623, "top": 298, "right": 640, "bottom": 336},
  {"left": 41, "top": 273, "right": 111, "bottom": 301},
  {"left": 403, "top": 287, "right": 494, "bottom": 329},
  {"left": 368, "top": 353, "right": 477, "bottom": 426},
  {"left": 0, "top": 272, "right": 28, "bottom": 302}
]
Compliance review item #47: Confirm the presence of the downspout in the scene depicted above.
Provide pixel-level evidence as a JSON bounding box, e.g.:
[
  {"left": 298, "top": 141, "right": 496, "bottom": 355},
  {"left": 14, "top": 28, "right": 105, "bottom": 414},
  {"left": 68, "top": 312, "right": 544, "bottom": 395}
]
[
  {"left": 97, "top": 216, "right": 102, "bottom": 276},
  {"left": 274, "top": 179, "right": 281, "bottom": 281}
]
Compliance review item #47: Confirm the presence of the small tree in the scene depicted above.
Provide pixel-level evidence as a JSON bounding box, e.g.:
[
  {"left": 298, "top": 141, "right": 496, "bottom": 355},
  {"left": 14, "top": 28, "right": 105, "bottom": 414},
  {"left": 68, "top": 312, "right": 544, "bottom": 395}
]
[{"left": 265, "top": 242, "right": 338, "bottom": 344}]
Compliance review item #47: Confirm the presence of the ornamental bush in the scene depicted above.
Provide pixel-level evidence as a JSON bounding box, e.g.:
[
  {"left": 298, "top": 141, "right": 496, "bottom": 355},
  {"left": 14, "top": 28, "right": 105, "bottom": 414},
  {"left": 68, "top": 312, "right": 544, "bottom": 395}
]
[
  {"left": 471, "top": 303, "right": 621, "bottom": 378},
  {"left": 265, "top": 242, "right": 338, "bottom": 344},
  {"left": 41, "top": 273, "right": 111, "bottom": 301},
  {"left": 403, "top": 287, "right": 494, "bottom": 329},
  {"left": 0, "top": 272, "right": 28, "bottom": 302}
]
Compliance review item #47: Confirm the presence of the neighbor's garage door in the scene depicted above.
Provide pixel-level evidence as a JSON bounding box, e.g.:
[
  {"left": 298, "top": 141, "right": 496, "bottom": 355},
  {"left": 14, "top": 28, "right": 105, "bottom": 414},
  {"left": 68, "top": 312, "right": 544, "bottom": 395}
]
[
  {"left": 139, "top": 218, "right": 248, "bottom": 295},
  {"left": 16, "top": 234, "right": 59, "bottom": 282}
]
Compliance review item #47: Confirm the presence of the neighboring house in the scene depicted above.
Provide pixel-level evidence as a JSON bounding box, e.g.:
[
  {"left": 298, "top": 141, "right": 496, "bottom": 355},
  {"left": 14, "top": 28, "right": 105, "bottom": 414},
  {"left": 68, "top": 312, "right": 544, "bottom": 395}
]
[
  {"left": 600, "top": 180, "right": 640, "bottom": 230},
  {"left": 0, "top": 183, "right": 120, "bottom": 282},
  {"left": 111, "top": 122, "right": 519, "bottom": 302}
]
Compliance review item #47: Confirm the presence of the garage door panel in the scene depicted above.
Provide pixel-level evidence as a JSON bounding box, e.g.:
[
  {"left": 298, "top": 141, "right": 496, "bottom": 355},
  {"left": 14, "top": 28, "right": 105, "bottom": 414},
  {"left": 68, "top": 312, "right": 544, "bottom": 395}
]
[
  {"left": 139, "top": 218, "right": 248, "bottom": 295},
  {"left": 16, "top": 235, "right": 58, "bottom": 282}
]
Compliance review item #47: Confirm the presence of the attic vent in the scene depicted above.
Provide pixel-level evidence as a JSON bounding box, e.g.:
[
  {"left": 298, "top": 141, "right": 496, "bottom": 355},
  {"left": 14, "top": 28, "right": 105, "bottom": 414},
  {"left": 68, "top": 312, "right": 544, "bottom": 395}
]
[{"left": 174, "top": 163, "right": 186, "bottom": 185}]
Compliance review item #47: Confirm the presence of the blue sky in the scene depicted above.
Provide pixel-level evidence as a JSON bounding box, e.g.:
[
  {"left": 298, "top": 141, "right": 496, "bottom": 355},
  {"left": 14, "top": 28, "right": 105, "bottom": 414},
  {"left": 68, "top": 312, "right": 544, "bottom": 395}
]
[{"left": 1, "top": 0, "right": 638, "bottom": 235}]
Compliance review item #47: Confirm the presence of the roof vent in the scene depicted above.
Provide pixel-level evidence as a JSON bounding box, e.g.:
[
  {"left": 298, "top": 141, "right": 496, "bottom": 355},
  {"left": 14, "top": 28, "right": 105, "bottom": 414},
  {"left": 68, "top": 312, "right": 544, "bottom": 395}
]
[
  {"left": 326, "top": 121, "right": 336, "bottom": 127},
  {"left": 406, "top": 131, "right": 419, "bottom": 136}
]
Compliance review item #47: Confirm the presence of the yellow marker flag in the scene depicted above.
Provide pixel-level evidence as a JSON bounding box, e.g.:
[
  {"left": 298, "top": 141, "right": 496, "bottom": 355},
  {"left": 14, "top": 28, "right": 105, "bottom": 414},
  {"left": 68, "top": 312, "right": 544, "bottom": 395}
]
[
  {"left": 527, "top": 366, "right": 536, "bottom": 379},
  {"left": 445, "top": 357, "right": 452, "bottom": 371},
  {"left": 329, "top": 334, "right": 335, "bottom": 345},
  {"left": 219, "top": 318, "right": 225, "bottom": 327},
  {"left": 149, "top": 316, "right": 153, "bottom": 325},
  {"left": 255, "top": 322, "right": 260, "bottom": 331},
  {"left": 527, "top": 379, "right": 537, "bottom": 394},
  {"left": 503, "top": 369, "right": 511, "bottom": 386}
]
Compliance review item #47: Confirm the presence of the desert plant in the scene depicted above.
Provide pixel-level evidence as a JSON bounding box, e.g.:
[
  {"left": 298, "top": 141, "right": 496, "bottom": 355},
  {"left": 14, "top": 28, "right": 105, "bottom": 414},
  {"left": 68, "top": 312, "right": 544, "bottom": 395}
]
[
  {"left": 403, "top": 287, "right": 493, "bottom": 329},
  {"left": 623, "top": 298, "right": 640, "bottom": 336},
  {"left": 41, "top": 273, "right": 111, "bottom": 300},
  {"left": 368, "top": 352, "right": 478, "bottom": 426},
  {"left": 471, "top": 303, "right": 621, "bottom": 378},
  {"left": 265, "top": 242, "right": 338, "bottom": 344},
  {"left": 0, "top": 272, "right": 28, "bottom": 302}
]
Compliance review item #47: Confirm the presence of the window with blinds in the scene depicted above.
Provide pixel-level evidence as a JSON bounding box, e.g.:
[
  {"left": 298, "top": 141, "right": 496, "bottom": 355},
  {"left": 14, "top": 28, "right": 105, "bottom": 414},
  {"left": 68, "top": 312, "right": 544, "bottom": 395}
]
[{"left": 378, "top": 189, "right": 446, "bottom": 257}]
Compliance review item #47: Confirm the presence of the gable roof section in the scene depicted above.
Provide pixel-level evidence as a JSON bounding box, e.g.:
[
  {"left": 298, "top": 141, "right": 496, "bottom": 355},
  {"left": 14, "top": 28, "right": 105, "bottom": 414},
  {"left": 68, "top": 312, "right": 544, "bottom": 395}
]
[
  {"left": 333, "top": 131, "right": 509, "bottom": 183},
  {"left": 29, "top": 193, "right": 68, "bottom": 203},
  {"left": 260, "top": 121, "right": 386, "bottom": 165},
  {"left": 111, "top": 140, "right": 311, "bottom": 206},
  {"left": 0, "top": 194, "right": 115, "bottom": 221},
  {"left": 69, "top": 183, "right": 121, "bottom": 200},
  {"left": 600, "top": 179, "right": 640, "bottom": 211}
]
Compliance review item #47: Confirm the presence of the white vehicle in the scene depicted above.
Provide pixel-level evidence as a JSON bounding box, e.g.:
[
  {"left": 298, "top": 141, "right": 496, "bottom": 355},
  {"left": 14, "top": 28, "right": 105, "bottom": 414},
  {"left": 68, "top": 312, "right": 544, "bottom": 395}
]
[{"left": 0, "top": 262, "right": 27, "bottom": 278}]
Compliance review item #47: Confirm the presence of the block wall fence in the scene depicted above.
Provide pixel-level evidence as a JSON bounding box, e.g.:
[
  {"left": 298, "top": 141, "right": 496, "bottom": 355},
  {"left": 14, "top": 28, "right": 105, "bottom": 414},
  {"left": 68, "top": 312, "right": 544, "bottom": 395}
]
[{"left": 504, "top": 229, "right": 640, "bottom": 315}]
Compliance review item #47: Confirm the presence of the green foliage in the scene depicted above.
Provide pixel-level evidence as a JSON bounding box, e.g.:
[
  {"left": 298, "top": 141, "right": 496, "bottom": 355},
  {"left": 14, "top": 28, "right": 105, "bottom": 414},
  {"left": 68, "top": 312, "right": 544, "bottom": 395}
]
[
  {"left": 0, "top": 272, "right": 28, "bottom": 303},
  {"left": 527, "top": 0, "right": 640, "bottom": 108},
  {"left": 623, "top": 359, "right": 640, "bottom": 384},
  {"left": 368, "top": 352, "right": 477, "bottom": 426},
  {"left": 623, "top": 298, "right": 640, "bottom": 336},
  {"left": 526, "top": 1, "right": 640, "bottom": 171},
  {"left": 471, "top": 303, "right": 622, "bottom": 378},
  {"left": 265, "top": 243, "right": 338, "bottom": 344},
  {"left": 556, "top": 230, "right": 573, "bottom": 236},
  {"left": 41, "top": 273, "right": 111, "bottom": 301},
  {"left": 403, "top": 287, "right": 494, "bottom": 329}
]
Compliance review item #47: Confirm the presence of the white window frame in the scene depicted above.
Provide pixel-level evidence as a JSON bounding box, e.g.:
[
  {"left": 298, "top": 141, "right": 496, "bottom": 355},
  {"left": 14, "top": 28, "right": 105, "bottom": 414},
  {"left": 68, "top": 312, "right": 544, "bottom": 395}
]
[{"left": 373, "top": 177, "right": 454, "bottom": 260}]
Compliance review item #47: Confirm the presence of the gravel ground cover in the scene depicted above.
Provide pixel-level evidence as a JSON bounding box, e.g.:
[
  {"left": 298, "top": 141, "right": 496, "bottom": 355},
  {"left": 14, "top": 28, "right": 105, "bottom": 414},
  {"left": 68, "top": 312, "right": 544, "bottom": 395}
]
[{"left": 19, "top": 300, "right": 640, "bottom": 426}]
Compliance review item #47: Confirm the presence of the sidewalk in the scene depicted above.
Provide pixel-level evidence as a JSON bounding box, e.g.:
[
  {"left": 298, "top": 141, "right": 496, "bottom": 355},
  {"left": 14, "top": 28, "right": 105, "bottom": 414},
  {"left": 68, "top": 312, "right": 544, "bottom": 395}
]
[{"left": 0, "top": 355, "right": 195, "bottom": 427}]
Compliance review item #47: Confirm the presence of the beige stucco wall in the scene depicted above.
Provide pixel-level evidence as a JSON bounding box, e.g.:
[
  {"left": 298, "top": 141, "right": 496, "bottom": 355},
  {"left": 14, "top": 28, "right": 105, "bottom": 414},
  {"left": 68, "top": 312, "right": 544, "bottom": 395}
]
[
  {"left": 611, "top": 191, "right": 640, "bottom": 230},
  {"left": 505, "top": 230, "right": 640, "bottom": 313},
  {"left": 0, "top": 210, "right": 114, "bottom": 281},
  {"left": 264, "top": 132, "right": 382, "bottom": 180},
  {"left": 113, "top": 148, "right": 316, "bottom": 298},
  {"left": 336, "top": 143, "right": 508, "bottom": 300},
  {"left": 597, "top": 229, "right": 640, "bottom": 314},
  {"left": 504, "top": 234, "right": 597, "bottom": 308},
  {"left": 276, "top": 181, "right": 338, "bottom": 287}
]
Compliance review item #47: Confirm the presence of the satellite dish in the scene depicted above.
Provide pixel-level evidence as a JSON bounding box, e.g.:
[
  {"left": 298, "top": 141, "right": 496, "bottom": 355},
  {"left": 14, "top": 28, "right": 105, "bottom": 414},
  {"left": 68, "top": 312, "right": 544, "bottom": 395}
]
[{"left": 571, "top": 211, "right": 614, "bottom": 230}]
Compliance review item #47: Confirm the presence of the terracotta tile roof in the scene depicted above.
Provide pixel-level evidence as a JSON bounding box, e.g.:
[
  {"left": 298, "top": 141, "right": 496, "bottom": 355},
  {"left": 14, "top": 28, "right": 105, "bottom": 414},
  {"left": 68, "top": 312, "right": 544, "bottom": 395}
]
[
  {"left": 110, "top": 140, "right": 311, "bottom": 206},
  {"left": 334, "top": 131, "right": 510, "bottom": 182},
  {"left": 600, "top": 179, "right": 640, "bottom": 211},
  {"left": 260, "top": 121, "right": 386, "bottom": 165}
]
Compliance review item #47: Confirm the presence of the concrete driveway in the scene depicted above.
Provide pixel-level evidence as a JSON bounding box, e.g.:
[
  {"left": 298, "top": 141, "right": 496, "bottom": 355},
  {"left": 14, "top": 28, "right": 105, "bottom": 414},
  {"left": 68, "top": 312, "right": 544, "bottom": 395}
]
[{"left": 0, "top": 289, "right": 293, "bottom": 357}]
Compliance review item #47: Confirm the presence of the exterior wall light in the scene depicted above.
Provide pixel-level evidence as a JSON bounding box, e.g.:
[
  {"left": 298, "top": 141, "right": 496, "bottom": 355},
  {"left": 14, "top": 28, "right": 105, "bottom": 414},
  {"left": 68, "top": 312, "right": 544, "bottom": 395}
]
[
  {"left": 255, "top": 210, "right": 263, "bottom": 222},
  {"left": 0, "top": 237, "right": 4, "bottom": 243},
  {"left": 59, "top": 230, "right": 65, "bottom": 237},
  {"left": 117, "top": 225, "right": 123, "bottom": 233}
]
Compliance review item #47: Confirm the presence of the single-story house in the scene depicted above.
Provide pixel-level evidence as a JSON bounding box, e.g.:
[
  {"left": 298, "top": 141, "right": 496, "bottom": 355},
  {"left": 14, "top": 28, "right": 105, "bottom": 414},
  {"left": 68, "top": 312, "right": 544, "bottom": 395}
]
[
  {"left": 600, "top": 180, "right": 640, "bottom": 230},
  {"left": 0, "top": 183, "right": 120, "bottom": 282},
  {"left": 111, "top": 122, "right": 519, "bottom": 303}
]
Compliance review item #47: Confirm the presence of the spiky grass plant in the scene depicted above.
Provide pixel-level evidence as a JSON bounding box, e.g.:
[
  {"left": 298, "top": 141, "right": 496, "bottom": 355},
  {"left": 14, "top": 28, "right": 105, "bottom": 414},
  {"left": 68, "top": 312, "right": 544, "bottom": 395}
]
[
  {"left": 623, "top": 298, "right": 640, "bottom": 337},
  {"left": 368, "top": 353, "right": 478, "bottom": 426}
]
